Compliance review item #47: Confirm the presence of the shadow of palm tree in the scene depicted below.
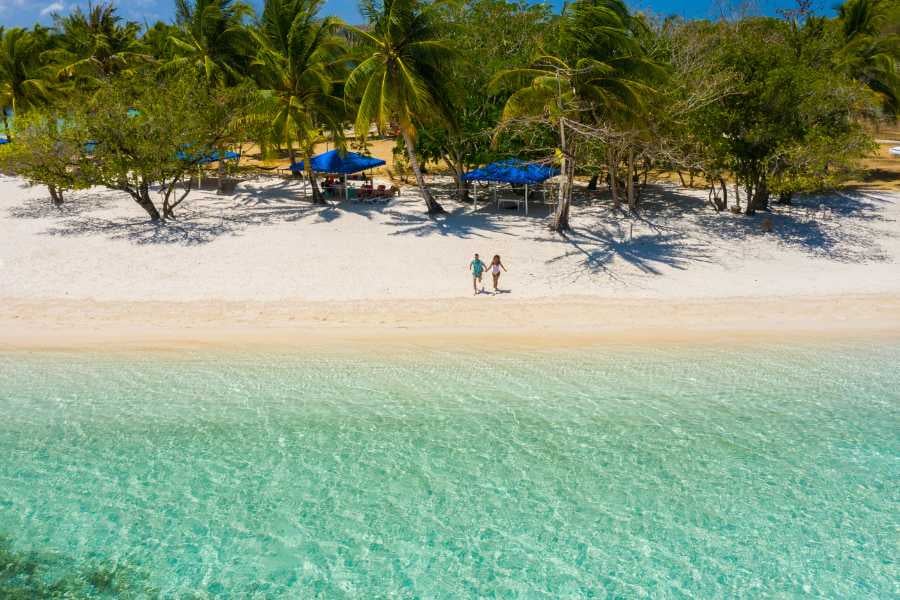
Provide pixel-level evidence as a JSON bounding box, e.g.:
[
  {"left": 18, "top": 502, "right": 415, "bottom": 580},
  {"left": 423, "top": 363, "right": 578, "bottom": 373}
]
[
  {"left": 19, "top": 178, "right": 899, "bottom": 260},
  {"left": 381, "top": 204, "right": 520, "bottom": 239},
  {"left": 545, "top": 229, "right": 713, "bottom": 282}
]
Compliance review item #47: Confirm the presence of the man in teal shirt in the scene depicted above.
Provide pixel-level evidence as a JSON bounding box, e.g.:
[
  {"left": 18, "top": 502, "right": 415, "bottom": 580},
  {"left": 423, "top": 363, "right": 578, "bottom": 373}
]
[{"left": 469, "top": 253, "right": 486, "bottom": 295}]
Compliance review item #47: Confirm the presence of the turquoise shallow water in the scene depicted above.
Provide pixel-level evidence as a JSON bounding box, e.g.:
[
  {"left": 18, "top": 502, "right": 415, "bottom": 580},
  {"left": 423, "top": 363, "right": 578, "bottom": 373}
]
[{"left": 0, "top": 343, "right": 898, "bottom": 598}]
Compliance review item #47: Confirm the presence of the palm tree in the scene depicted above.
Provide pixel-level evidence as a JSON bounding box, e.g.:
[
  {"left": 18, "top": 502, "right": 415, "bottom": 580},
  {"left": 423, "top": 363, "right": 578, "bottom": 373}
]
[
  {"left": 251, "top": 0, "right": 347, "bottom": 203},
  {"left": 836, "top": 0, "right": 899, "bottom": 117},
  {"left": 47, "top": 2, "right": 149, "bottom": 85},
  {"left": 491, "top": 55, "right": 598, "bottom": 230},
  {"left": 168, "top": 0, "right": 253, "bottom": 86},
  {"left": 142, "top": 21, "right": 179, "bottom": 61},
  {"left": 168, "top": 0, "right": 254, "bottom": 188},
  {"left": 345, "top": 0, "right": 457, "bottom": 215},
  {"left": 492, "top": 0, "right": 658, "bottom": 230},
  {"left": 0, "top": 27, "right": 53, "bottom": 140}
]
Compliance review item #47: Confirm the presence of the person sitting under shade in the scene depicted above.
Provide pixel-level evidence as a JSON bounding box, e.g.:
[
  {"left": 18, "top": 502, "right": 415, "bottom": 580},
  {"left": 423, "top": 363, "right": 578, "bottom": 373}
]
[{"left": 358, "top": 180, "right": 374, "bottom": 199}]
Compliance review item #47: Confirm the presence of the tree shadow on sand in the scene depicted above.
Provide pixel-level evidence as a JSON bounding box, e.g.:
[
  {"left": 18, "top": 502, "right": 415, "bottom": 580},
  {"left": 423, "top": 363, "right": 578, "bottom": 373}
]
[
  {"left": 544, "top": 229, "right": 713, "bottom": 283},
  {"left": 42, "top": 213, "right": 238, "bottom": 245},
  {"left": 382, "top": 184, "right": 558, "bottom": 239},
  {"left": 40, "top": 196, "right": 333, "bottom": 246},
  {"left": 7, "top": 190, "right": 115, "bottom": 219},
  {"left": 20, "top": 177, "right": 352, "bottom": 245},
  {"left": 575, "top": 184, "right": 895, "bottom": 264},
  {"left": 381, "top": 204, "right": 520, "bottom": 239},
  {"left": 534, "top": 184, "right": 895, "bottom": 281},
  {"left": 690, "top": 188, "right": 896, "bottom": 263}
]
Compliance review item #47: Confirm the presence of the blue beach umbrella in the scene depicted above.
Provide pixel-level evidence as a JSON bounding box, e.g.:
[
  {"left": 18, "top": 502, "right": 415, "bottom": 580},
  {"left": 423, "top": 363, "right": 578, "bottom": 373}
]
[
  {"left": 176, "top": 147, "right": 241, "bottom": 164},
  {"left": 463, "top": 158, "right": 559, "bottom": 214},
  {"left": 289, "top": 149, "right": 386, "bottom": 174},
  {"left": 463, "top": 158, "right": 559, "bottom": 185},
  {"left": 290, "top": 150, "right": 387, "bottom": 201}
]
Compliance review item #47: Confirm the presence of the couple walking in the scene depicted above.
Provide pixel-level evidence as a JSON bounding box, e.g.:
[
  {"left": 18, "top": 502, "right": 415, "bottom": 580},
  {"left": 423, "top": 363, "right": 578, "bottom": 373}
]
[{"left": 469, "top": 253, "right": 507, "bottom": 295}]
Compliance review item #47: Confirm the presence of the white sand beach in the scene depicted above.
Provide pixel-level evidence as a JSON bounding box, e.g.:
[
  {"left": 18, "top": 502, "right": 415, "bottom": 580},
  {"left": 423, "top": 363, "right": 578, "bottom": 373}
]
[{"left": 2, "top": 174, "right": 899, "bottom": 349}]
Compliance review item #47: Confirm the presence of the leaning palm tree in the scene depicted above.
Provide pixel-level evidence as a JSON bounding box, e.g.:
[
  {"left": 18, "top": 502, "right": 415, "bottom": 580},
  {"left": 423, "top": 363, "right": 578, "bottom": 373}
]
[
  {"left": 345, "top": 0, "right": 457, "bottom": 215},
  {"left": 250, "top": 0, "right": 347, "bottom": 203},
  {"left": 46, "top": 2, "right": 149, "bottom": 86},
  {"left": 491, "top": 0, "right": 660, "bottom": 230},
  {"left": 0, "top": 27, "right": 53, "bottom": 140},
  {"left": 491, "top": 55, "right": 601, "bottom": 231}
]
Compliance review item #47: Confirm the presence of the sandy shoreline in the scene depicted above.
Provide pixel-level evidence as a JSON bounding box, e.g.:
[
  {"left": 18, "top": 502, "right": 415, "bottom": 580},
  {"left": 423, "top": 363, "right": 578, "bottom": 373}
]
[
  {"left": 3, "top": 175, "right": 899, "bottom": 352},
  {"left": 3, "top": 294, "right": 899, "bottom": 351}
]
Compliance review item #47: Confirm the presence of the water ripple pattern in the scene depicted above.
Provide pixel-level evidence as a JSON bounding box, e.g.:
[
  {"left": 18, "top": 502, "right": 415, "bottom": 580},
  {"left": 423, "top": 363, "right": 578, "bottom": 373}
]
[{"left": 0, "top": 343, "right": 898, "bottom": 598}]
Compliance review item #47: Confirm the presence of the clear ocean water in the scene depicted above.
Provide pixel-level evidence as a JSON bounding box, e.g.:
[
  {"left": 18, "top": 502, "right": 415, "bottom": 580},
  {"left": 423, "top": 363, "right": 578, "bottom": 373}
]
[{"left": 0, "top": 343, "right": 897, "bottom": 598}]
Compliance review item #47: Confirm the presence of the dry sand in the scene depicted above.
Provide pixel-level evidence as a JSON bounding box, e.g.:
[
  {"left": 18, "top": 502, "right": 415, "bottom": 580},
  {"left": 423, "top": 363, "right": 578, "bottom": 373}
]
[{"left": 2, "top": 173, "right": 899, "bottom": 350}]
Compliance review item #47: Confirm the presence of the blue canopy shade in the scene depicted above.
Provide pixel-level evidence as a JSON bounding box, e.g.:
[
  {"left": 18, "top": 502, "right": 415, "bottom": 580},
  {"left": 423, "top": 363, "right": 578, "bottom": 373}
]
[
  {"left": 176, "top": 149, "right": 240, "bottom": 164},
  {"left": 0, "top": 137, "right": 8, "bottom": 145},
  {"left": 463, "top": 159, "right": 559, "bottom": 185},
  {"left": 290, "top": 149, "right": 385, "bottom": 174}
]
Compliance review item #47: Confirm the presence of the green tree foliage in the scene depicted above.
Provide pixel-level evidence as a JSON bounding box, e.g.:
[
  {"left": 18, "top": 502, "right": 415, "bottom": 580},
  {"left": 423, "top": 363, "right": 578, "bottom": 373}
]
[
  {"left": 0, "top": 0, "right": 894, "bottom": 230},
  {"left": 346, "top": 0, "right": 458, "bottom": 214},
  {"left": 414, "top": 0, "right": 552, "bottom": 199},
  {"left": 0, "top": 27, "right": 54, "bottom": 139},
  {"left": 250, "top": 0, "right": 347, "bottom": 203},
  {"left": 142, "top": 21, "right": 180, "bottom": 60},
  {"left": 168, "top": 0, "right": 254, "bottom": 85},
  {"left": 0, "top": 106, "right": 88, "bottom": 205},
  {"left": 684, "top": 16, "right": 878, "bottom": 214},
  {"left": 168, "top": 0, "right": 255, "bottom": 190},
  {"left": 46, "top": 2, "right": 150, "bottom": 86},
  {"left": 835, "top": 0, "right": 900, "bottom": 117},
  {"left": 492, "top": 0, "right": 660, "bottom": 229},
  {"left": 68, "top": 72, "right": 251, "bottom": 221}
]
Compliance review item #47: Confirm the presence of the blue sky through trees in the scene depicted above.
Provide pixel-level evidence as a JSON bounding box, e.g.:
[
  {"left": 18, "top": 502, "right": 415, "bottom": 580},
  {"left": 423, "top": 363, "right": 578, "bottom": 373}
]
[{"left": 0, "top": 0, "right": 835, "bottom": 29}]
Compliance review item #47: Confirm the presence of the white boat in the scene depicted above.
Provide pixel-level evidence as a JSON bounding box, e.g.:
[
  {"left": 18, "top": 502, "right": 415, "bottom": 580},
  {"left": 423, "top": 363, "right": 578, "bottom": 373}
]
[{"left": 890, "top": 146, "right": 900, "bottom": 157}]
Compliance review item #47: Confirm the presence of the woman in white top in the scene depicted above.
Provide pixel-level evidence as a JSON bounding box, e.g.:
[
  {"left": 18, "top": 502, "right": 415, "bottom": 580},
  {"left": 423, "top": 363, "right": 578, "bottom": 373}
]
[{"left": 489, "top": 255, "right": 507, "bottom": 292}]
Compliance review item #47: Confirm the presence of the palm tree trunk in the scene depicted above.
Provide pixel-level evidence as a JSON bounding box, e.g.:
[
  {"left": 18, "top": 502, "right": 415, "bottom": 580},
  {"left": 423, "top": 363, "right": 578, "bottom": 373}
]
[
  {"left": 608, "top": 149, "right": 620, "bottom": 210},
  {"left": 296, "top": 132, "right": 324, "bottom": 203},
  {"left": 1, "top": 112, "right": 11, "bottom": 142},
  {"left": 302, "top": 154, "right": 324, "bottom": 204},
  {"left": 217, "top": 145, "right": 227, "bottom": 193},
  {"left": 550, "top": 117, "right": 571, "bottom": 232},
  {"left": 626, "top": 148, "right": 636, "bottom": 210},
  {"left": 446, "top": 152, "right": 468, "bottom": 201},
  {"left": 400, "top": 127, "right": 443, "bottom": 214}
]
